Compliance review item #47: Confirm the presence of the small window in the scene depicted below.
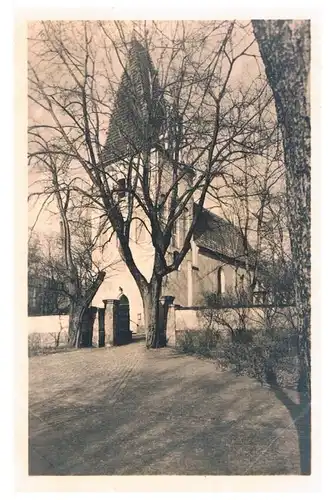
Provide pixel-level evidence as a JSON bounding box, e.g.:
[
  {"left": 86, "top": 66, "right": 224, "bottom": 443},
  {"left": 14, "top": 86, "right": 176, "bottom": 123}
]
[
  {"left": 173, "top": 250, "right": 181, "bottom": 270},
  {"left": 153, "top": 168, "right": 158, "bottom": 191},
  {"left": 150, "top": 148, "right": 159, "bottom": 167},
  {"left": 158, "top": 193, "right": 166, "bottom": 225},
  {"left": 217, "top": 267, "right": 225, "bottom": 296},
  {"left": 182, "top": 208, "right": 188, "bottom": 242},
  {"left": 117, "top": 178, "right": 126, "bottom": 199},
  {"left": 191, "top": 240, "right": 198, "bottom": 268},
  {"left": 32, "top": 287, "right": 37, "bottom": 308},
  {"left": 163, "top": 134, "right": 169, "bottom": 151},
  {"left": 171, "top": 219, "right": 178, "bottom": 248},
  {"left": 116, "top": 233, "right": 120, "bottom": 248},
  {"left": 59, "top": 220, "right": 64, "bottom": 240},
  {"left": 98, "top": 220, "right": 106, "bottom": 248}
]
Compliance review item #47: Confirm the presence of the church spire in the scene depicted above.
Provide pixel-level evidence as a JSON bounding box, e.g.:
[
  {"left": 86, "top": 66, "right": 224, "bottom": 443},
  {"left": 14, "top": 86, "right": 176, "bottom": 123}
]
[{"left": 102, "top": 35, "right": 165, "bottom": 166}]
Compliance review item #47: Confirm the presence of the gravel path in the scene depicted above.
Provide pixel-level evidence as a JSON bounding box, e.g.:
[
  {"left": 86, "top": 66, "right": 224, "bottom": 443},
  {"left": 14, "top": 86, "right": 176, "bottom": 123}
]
[{"left": 29, "top": 339, "right": 301, "bottom": 475}]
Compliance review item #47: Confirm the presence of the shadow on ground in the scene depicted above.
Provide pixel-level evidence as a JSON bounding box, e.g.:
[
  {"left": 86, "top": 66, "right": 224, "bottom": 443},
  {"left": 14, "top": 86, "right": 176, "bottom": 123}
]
[{"left": 28, "top": 343, "right": 301, "bottom": 475}]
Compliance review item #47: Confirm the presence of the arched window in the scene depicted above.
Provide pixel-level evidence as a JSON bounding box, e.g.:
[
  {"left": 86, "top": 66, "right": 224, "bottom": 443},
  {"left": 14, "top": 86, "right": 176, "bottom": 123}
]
[
  {"left": 217, "top": 267, "right": 225, "bottom": 296},
  {"left": 182, "top": 208, "right": 188, "bottom": 241}
]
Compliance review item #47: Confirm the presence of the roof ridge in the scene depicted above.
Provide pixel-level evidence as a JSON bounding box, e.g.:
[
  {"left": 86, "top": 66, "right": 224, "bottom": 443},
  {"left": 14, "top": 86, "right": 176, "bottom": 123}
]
[{"left": 193, "top": 202, "right": 236, "bottom": 228}]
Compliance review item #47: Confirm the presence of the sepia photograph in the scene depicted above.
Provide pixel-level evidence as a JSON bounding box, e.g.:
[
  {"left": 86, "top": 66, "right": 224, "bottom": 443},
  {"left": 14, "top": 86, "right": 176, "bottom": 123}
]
[{"left": 27, "top": 18, "right": 311, "bottom": 479}]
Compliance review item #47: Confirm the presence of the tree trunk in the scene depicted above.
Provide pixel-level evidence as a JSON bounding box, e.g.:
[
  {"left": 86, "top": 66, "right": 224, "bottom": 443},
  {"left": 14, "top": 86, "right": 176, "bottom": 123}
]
[
  {"left": 142, "top": 276, "right": 164, "bottom": 349},
  {"left": 252, "top": 20, "right": 311, "bottom": 473},
  {"left": 68, "top": 300, "right": 86, "bottom": 348},
  {"left": 67, "top": 271, "right": 106, "bottom": 348}
]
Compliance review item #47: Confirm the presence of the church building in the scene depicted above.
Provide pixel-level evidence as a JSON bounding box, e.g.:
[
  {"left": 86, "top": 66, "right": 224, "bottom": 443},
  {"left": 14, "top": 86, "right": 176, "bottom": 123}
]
[{"left": 91, "top": 36, "right": 259, "bottom": 329}]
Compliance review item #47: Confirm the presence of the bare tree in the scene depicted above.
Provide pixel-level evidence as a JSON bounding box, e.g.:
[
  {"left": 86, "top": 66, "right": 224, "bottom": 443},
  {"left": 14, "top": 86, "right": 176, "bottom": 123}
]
[
  {"left": 28, "top": 233, "right": 44, "bottom": 278},
  {"left": 28, "top": 20, "right": 272, "bottom": 348},
  {"left": 206, "top": 87, "right": 287, "bottom": 303},
  {"left": 28, "top": 152, "right": 120, "bottom": 347},
  {"left": 258, "top": 190, "right": 295, "bottom": 305},
  {"left": 252, "top": 19, "right": 311, "bottom": 475}
]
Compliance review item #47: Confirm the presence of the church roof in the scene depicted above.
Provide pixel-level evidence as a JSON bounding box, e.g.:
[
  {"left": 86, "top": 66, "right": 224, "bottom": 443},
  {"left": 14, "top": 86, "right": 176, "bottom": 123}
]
[
  {"left": 102, "top": 37, "right": 166, "bottom": 165},
  {"left": 193, "top": 203, "right": 256, "bottom": 267}
]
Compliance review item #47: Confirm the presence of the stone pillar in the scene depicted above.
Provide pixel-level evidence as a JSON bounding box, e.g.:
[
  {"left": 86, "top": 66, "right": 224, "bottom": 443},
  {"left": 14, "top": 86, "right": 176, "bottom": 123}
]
[
  {"left": 159, "top": 295, "right": 175, "bottom": 347},
  {"left": 103, "top": 299, "right": 119, "bottom": 346},
  {"left": 92, "top": 307, "right": 105, "bottom": 347},
  {"left": 98, "top": 307, "right": 105, "bottom": 347},
  {"left": 161, "top": 296, "right": 176, "bottom": 347},
  {"left": 81, "top": 307, "right": 97, "bottom": 347}
]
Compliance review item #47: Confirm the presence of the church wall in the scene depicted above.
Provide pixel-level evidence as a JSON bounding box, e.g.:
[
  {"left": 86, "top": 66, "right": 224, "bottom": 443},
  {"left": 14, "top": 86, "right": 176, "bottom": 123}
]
[
  {"left": 161, "top": 252, "right": 191, "bottom": 306},
  {"left": 92, "top": 219, "right": 156, "bottom": 329},
  {"left": 191, "top": 249, "right": 241, "bottom": 305}
]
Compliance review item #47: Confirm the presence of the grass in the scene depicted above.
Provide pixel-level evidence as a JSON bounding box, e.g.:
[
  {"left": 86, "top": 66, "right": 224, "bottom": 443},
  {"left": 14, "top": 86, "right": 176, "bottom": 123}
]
[{"left": 28, "top": 332, "right": 71, "bottom": 357}]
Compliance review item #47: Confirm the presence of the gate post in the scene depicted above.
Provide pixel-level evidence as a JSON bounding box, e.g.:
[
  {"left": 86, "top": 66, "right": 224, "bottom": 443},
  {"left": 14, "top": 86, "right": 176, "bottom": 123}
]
[
  {"left": 81, "top": 306, "right": 97, "bottom": 347},
  {"left": 159, "top": 295, "right": 175, "bottom": 347},
  {"left": 92, "top": 307, "right": 105, "bottom": 347},
  {"left": 103, "top": 299, "right": 119, "bottom": 346},
  {"left": 166, "top": 302, "right": 177, "bottom": 347}
]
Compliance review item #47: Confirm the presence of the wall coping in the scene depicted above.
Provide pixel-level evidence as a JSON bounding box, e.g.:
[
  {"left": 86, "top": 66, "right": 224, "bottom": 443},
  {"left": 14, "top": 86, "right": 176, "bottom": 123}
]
[
  {"left": 103, "top": 299, "right": 119, "bottom": 306},
  {"left": 175, "top": 303, "right": 295, "bottom": 311}
]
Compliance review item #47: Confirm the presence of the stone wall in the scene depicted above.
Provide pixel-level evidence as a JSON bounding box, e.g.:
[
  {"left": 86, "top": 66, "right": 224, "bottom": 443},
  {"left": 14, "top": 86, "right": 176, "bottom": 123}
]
[
  {"left": 192, "top": 249, "right": 248, "bottom": 305},
  {"left": 28, "top": 295, "right": 133, "bottom": 350},
  {"left": 162, "top": 257, "right": 190, "bottom": 306},
  {"left": 175, "top": 307, "right": 266, "bottom": 334},
  {"left": 28, "top": 314, "right": 69, "bottom": 335},
  {"left": 28, "top": 315, "right": 69, "bottom": 348}
]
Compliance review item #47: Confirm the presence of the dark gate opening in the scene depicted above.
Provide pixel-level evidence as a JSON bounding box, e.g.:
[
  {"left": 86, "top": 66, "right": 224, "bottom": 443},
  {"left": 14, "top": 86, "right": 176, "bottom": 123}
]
[
  {"left": 116, "top": 294, "right": 132, "bottom": 345},
  {"left": 98, "top": 308, "right": 105, "bottom": 347}
]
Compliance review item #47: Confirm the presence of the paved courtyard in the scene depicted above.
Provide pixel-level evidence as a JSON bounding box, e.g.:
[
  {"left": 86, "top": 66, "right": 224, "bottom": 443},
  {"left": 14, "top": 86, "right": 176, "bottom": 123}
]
[{"left": 29, "top": 338, "right": 301, "bottom": 475}]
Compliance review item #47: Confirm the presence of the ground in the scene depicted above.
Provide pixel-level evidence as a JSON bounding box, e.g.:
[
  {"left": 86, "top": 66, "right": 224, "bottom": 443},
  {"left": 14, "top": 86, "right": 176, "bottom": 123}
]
[{"left": 29, "top": 337, "right": 301, "bottom": 475}]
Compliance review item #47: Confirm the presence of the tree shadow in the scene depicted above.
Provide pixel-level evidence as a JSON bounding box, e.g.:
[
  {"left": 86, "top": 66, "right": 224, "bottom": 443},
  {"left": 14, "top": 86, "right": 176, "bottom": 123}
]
[
  {"left": 268, "top": 383, "right": 311, "bottom": 475},
  {"left": 28, "top": 346, "right": 302, "bottom": 475},
  {"left": 130, "top": 334, "right": 146, "bottom": 344}
]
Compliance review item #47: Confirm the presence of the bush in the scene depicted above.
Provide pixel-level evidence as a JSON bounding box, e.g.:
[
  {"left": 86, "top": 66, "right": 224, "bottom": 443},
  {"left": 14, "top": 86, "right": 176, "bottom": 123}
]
[
  {"left": 218, "top": 330, "right": 297, "bottom": 387},
  {"left": 28, "top": 331, "right": 70, "bottom": 357},
  {"left": 28, "top": 333, "right": 42, "bottom": 356},
  {"left": 176, "top": 326, "right": 298, "bottom": 389},
  {"left": 231, "top": 327, "right": 254, "bottom": 344},
  {"left": 176, "top": 328, "right": 221, "bottom": 357}
]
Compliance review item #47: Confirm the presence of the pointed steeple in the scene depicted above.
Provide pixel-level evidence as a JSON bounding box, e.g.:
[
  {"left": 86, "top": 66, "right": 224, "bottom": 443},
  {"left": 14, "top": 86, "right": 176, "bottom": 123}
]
[{"left": 102, "top": 36, "right": 165, "bottom": 165}]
